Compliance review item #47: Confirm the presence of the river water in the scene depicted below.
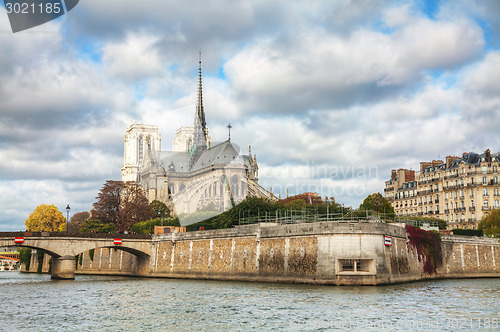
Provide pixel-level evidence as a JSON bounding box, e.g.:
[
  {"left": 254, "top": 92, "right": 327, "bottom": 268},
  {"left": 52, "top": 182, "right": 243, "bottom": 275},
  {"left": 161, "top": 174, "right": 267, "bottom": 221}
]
[{"left": 0, "top": 272, "right": 498, "bottom": 331}]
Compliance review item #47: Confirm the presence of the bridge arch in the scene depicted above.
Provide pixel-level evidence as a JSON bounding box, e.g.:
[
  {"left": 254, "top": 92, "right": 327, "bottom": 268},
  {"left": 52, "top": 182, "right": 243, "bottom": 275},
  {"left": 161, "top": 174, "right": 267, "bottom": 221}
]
[
  {"left": 73, "top": 244, "right": 152, "bottom": 277},
  {"left": 0, "top": 234, "right": 154, "bottom": 280}
]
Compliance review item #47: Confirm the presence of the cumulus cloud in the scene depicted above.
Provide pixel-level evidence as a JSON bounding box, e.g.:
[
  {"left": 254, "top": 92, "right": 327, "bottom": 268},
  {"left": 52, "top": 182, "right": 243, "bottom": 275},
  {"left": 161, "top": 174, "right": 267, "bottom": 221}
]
[
  {"left": 224, "top": 9, "right": 484, "bottom": 115},
  {"left": 102, "top": 32, "right": 163, "bottom": 81}
]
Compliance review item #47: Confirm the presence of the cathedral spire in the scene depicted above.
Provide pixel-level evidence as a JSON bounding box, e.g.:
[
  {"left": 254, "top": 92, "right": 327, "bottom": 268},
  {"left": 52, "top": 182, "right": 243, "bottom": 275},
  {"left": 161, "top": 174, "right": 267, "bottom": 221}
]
[
  {"left": 192, "top": 50, "right": 208, "bottom": 161},
  {"left": 195, "top": 50, "right": 207, "bottom": 142}
]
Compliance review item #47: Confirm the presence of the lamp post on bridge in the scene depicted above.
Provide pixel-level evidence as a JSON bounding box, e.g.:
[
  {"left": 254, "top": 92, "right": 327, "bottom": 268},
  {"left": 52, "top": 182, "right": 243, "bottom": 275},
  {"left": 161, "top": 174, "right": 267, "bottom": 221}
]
[{"left": 66, "top": 204, "right": 70, "bottom": 234}]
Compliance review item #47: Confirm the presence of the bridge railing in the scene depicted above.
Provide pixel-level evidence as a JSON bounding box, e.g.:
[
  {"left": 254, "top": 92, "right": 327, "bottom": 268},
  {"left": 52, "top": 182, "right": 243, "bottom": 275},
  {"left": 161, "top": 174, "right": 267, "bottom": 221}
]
[{"left": 0, "top": 231, "right": 152, "bottom": 239}]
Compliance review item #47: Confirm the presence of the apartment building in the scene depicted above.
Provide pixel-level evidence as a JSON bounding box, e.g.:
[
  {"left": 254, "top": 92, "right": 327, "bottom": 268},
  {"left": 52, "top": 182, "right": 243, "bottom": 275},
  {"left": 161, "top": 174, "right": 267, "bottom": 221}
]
[{"left": 384, "top": 150, "right": 500, "bottom": 230}]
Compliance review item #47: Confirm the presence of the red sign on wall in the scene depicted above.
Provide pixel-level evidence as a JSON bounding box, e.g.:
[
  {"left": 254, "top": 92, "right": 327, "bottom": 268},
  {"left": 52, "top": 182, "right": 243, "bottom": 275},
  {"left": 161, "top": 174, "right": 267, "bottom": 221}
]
[
  {"left": 114, "top": 239, "right": 122, "bottom": 245},
  {"left": 384, "top": 235, "right": 392, "bottom": 246},
  {"left": 14, "top": 237, "right": 24, "bottom": 244}
]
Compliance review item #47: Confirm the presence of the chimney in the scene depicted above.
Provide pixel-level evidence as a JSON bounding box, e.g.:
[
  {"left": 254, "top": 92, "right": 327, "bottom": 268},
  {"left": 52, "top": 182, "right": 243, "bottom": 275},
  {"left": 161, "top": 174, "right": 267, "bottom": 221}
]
[
  {"left": 391, "top": 170, "right": 396, "bottom": 180},
  {"left": 432, "top": 160, "right": 443, "bottom": 167},
  {"left": 485, "top": 149, "right": 491, "bottom": 163},
  {"left": 405, "top": 170, "right": 415, "bottom": 182},
  {"left": 420, "top": 162, "right": 431, "bottom": 173},
  {"left": 445, "top": 156, "right": 459, "bottom": 168}
]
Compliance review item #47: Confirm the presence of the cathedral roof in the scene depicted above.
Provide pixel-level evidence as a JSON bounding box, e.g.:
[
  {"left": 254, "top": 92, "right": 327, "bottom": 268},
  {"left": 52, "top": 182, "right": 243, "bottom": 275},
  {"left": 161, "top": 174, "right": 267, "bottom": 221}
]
[
  {"left": 158, "top": 152, "right": 191, "bottom": 173},
  {"left": 157, "top": 140, "right": 246, "bottom": 174},
  {"left": 191, "top": 140, "right": 243, "bottom": 172}
]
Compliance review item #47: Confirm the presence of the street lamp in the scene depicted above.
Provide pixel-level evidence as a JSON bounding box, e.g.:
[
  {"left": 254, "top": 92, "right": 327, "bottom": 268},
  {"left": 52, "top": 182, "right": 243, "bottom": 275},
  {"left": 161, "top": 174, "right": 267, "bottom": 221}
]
[{"left": 66, "top": 204, "right": 70, "bottom": 234}]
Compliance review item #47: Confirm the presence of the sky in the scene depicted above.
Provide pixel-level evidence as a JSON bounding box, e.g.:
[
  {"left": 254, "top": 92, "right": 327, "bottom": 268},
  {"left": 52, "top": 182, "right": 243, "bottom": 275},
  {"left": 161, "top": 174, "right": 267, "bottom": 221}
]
[{"left": 0, "top": 0, "right": 499, "bottom": 231}]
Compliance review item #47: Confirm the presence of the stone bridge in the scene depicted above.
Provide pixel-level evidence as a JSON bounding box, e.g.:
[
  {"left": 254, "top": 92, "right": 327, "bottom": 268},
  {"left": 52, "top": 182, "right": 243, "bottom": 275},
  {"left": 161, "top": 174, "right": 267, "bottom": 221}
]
[{"left": 0, "top": 232, "right": 154, "bottom": 279}]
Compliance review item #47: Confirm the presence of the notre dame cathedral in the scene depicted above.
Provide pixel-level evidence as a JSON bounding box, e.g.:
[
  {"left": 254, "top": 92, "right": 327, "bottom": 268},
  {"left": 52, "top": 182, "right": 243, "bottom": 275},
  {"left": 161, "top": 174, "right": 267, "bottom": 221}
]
[{"left": 121, "top": 54, "right": 275, "bottom": 226}]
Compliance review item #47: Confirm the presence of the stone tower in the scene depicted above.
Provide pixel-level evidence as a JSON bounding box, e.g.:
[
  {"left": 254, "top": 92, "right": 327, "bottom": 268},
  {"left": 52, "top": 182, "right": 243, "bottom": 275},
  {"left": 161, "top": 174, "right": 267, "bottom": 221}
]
[{"left": 121, "top": 124, "right": 161, "bottom": 182}]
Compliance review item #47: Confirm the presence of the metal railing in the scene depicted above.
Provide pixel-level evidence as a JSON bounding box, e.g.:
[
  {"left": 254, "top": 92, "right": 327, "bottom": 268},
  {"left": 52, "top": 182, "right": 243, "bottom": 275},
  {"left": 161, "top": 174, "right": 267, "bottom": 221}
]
[
  {"left": 237, "top": 209, "right": 388, "bottom": 225},
  {"left": 237, "top": 209, "right": 442, "bottom": 228}
]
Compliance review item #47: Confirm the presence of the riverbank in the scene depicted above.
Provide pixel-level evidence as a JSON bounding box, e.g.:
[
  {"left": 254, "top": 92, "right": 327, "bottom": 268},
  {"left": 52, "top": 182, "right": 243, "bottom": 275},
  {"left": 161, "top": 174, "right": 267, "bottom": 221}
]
[{"left": 22, "top": 221, "right": 500, "bottom": 285}]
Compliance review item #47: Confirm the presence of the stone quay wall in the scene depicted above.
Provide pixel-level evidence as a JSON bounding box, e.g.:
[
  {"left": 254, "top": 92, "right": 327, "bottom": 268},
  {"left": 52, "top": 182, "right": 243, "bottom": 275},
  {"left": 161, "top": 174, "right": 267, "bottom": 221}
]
[{"left": 23, "top": 222, "right": 500, "bottom": 285}]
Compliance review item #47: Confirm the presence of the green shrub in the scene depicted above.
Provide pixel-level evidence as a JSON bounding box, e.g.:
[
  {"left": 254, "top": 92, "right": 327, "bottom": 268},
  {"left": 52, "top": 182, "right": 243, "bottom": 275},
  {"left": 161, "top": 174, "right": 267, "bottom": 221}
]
[
  {"left": 80, "top": 220, "right": 116, "bottom": 233},
  {"left": 452, "top": 229, "right": 483, "bottom": 237}
]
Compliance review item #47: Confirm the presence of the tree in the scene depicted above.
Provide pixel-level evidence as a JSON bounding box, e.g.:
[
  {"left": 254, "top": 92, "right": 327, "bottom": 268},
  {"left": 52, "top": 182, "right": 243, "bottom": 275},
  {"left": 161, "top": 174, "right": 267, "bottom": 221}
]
[
  {"left": 285, "top": 199, "right": 307, "bottom": 210},
  {"left": 25, "top": 204, "right": 66, "bottom": 231},
  {"left": 91, "top": 181, "right": 155, "bottom": 232},
  {"left": 118, "top": 182, "right": 155, "bottom": 231},
  {"left": 478, "top": 208, "right": 500, "bottom": 237},
  {"left": 91, "top": 181, "right": 122, "bottom": 225},
  {"left": 67, "top": 211, "right": 90, "bottom": 233},
  {"left": 150, "top": 200, "right": 170, "bottom": 219},
  {"left": 359, "top": 193, "right": 395, "bottom": 217},
  {"left": 211, "top": 196, "right": 280, "bottom": 229},
  {"left": 281, "top": 193, "right": 324, "bottom": 206}
]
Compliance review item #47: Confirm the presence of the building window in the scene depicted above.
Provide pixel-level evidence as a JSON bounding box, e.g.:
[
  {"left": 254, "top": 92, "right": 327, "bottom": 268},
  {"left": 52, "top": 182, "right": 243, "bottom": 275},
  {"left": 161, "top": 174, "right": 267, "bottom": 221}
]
[
  {"left": 483, "top": 188, "right": 489, "bottom": 196},
  {"left": 338, "top": 259, "right": 373, "bottom": 273},
  {"left": 495, "top": 188, "right": 499, "bottom": 196},
  {"left": 494, "top": 166, "right": 498, "bottom": 173},
  {"left": 495, "top": 200, "right": 499, "bottom": 208},
  {"left": 484, "top": 201, "right": 489, "bottom": 208},
  {"left": 462, "top": 167, "right": 466, "bottom": 174},
  {"left": 482, "top": 166, "right": 487, "bottom": 174},
  {"left": 494, "top": 177, "right": 498, "bottom": 184},
  {"left": 483, "top": 177, "right": 487, "bottom": 185},
  {"left": 461, "top": 214, "right": 465, "bottom": 221}
]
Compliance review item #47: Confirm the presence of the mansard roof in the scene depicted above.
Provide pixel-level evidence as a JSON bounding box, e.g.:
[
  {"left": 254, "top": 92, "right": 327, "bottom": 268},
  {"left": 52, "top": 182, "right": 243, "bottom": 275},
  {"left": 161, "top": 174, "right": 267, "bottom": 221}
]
[{"left": 421, "top": 151, "right": 499, "bottom": 174}]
